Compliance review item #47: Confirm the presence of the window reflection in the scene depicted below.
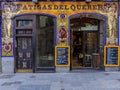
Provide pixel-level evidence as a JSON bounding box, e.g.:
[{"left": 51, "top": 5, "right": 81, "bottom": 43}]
[
  {"left": 36, "top": 15, "right": 54, "bottom": 67},
  {"left": 17, "top": 20, "right": 32, "bottom": 27}
]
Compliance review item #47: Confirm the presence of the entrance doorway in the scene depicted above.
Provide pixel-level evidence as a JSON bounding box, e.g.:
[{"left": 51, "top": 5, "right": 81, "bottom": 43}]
[
  {"left": 14, "top": 15, "right": 34, "bottom": 72},
  {"left": 70, "top": 16, "right": 102, "bottom": 70},
  {"left": 16, "top": 37, "right": 33, "bottom": 72},
  {"left": 71, "top": 31, "right": 99, "bottom": 69}
]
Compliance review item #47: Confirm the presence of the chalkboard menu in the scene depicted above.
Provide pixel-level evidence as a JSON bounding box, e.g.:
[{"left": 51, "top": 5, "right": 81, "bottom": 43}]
[
  {"left": 104, "top": 46, "right": 120, "bottom": 66},
  {"left": 55, "top": 46, "right": 70, "bottom": 66},
  {"left": 106, "top": 48, "right": 118, "bottom": 64}
]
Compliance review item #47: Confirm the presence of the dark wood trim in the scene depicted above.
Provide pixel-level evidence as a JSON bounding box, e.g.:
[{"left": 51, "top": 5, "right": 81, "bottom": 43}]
[
  {"left": 14, "top": 14, "right": 34, "bottom": 73},
  {"left": 32, "top": 15, "right": 36, "bottom": 73},
  {"left": 15, "top": 35, "right": 33, "bottom": 37},
  {"left": 13, "top": 14, "right": 56, "bottom": 73},
  {"left": 15, "top": 27, "right": 33, "bottom": 30}
]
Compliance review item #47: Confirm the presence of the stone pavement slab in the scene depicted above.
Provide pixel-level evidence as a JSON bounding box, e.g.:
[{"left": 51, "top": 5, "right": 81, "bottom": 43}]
[
  {"left": 18, "top": 85, "right": 50, "bottom": 90},
  {"left": 0, "top": 72, "right": 120, "bottom": 90}
]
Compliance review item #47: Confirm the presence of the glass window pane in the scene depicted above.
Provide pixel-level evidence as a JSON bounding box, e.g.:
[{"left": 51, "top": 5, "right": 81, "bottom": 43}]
[
  {"left": 36, "top": 15, "right": 54, "bottom": 68},
  {"left": 17, "top": 20, "right": 32, "bottom": 27}
]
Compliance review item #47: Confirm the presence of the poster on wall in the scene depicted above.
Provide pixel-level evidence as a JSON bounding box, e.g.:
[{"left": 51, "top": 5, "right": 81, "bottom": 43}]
[
  {"left": 55, "top": 46, "right": 70, "bottom": 66},
  {"left": 104, "top": 46, "right": 119, "bottom": 66}
]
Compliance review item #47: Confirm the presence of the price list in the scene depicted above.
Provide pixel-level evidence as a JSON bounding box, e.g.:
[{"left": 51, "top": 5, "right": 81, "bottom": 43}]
[
  {"left": 106, "top": 48, "right": 118, "bottom": 64},
  {"left": 57, "top": 48, "right": 68, "bottom": 65}
]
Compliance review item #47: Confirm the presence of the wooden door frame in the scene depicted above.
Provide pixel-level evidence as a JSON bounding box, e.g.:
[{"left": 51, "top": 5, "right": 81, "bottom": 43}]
[
  {"left": 13, "top": 14, "right": 56, "bottom": 72},
  {"left": 13, "top": 14, "right": 36, "bottom": 72}
]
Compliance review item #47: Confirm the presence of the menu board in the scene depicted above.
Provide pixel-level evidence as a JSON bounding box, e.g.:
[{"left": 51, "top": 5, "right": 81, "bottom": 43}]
[
  {"left": 55, "top": 46, "right": 70, "bottom": 66},
  {"left": 106, "top": 47, "right": 118, "bottom": 65}
]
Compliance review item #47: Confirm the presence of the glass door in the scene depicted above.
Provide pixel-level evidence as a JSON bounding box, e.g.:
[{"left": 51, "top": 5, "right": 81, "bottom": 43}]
[
  {"left": 83, "top": 31, "right": 98, "bottom": 67},
  {"left": 35, "top": 15, "right": 55, "bottom": 71}
]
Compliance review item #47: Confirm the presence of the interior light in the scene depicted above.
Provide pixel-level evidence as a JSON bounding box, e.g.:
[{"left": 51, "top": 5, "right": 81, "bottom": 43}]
[
  {"left": 85, "top": 0, "right": 91, "bottom": 2},
  {"left": 32, "top": 0, "right": 38, "bottom": 2}
]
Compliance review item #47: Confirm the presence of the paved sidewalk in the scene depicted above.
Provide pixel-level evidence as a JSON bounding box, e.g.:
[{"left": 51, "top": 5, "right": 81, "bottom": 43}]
[{"left": 0, "top": 72, "right": 120, "bottom": 90}]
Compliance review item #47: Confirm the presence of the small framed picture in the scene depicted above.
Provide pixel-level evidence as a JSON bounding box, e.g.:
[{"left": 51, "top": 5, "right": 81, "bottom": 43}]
[{"left": 55, "top": 46, "right": 70, "bottom": 66}]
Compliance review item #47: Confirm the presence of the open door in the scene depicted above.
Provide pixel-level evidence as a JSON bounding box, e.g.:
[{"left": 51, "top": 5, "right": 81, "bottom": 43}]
[{"left": 71, "top": 31, "right": 99, "bottom": 69}]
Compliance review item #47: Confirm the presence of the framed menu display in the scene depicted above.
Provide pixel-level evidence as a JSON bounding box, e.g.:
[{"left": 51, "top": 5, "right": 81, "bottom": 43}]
[
  {"left": 104, "top": 46, "right": 119, "bottom": 66},
  {"left": 55, "top": 46, "right": 70, "bottom": 66}
]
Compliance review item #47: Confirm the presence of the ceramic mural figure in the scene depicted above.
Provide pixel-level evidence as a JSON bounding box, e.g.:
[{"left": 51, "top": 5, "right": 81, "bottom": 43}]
[
  {"left": 97, "top": 3, "right": 118, "bottom": 45},
  {"left": 2, "top": 2, "right": 21, "bottom": 56}
]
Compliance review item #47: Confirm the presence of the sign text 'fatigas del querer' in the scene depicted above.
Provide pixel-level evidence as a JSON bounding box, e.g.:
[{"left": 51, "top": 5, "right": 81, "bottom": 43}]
[{"left": 16, "top": 3, "right": 104, "bottom": 11}]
